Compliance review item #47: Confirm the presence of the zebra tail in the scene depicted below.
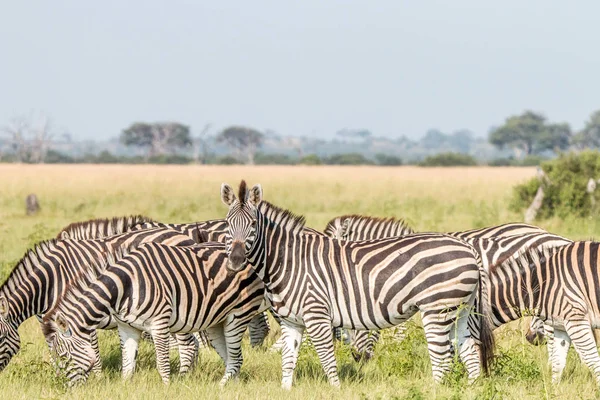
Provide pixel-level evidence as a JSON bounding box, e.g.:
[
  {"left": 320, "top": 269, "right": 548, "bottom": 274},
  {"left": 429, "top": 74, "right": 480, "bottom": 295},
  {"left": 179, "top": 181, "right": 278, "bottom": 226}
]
[{"left": 475, "top": 250, "right": 495, "bottom": 376}]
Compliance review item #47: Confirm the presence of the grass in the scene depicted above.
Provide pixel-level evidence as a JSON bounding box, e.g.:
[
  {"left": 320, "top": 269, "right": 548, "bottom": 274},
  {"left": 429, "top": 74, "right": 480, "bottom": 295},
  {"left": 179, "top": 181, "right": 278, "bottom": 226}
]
[{"left": 1, "top": 164, "right": 599, "bottom": 399}]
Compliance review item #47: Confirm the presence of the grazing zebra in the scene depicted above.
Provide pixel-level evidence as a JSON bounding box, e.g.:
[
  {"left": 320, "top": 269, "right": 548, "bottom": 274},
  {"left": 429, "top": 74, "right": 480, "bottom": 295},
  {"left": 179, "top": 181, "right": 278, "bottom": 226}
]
[
  {"left": 325, "top": 215, "right": 572, "bottom": 359},
  {"left": 0, "top": 224, "right": 214, "bottom": 373},
  {"left": 56, "top": 216, "right": 269, "bottom": 348},
  {"left": 220, "top": 181, "right": 494, "bottom": 388},
  {"left": 488, "top": 241, "right": 600, "bottom": 384},
  {"left": 42, "top": 242, "right": 266, "bottom": 385}
]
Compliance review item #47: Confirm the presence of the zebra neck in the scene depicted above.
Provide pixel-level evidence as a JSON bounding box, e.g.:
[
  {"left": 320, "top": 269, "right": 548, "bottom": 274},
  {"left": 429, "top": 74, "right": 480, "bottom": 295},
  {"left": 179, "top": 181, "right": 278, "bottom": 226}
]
[
  {"left": 490, "top": 266, "right": 541, "bottom": 327},
  {"left": 0, "top": 261, "right": 49, "bottom": 326}
]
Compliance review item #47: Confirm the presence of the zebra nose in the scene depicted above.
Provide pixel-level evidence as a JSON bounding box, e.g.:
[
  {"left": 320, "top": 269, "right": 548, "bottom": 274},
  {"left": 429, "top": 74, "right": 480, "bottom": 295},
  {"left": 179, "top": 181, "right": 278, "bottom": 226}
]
[{"left": 228, "top": 242, "right": 246, "bottom": 271}]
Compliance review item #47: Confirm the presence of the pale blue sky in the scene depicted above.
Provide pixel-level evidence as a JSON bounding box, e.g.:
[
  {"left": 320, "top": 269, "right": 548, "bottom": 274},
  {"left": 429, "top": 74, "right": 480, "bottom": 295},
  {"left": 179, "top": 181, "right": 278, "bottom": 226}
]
[{"left": 1, "top": 1, "right": 599, "bottom": 139}]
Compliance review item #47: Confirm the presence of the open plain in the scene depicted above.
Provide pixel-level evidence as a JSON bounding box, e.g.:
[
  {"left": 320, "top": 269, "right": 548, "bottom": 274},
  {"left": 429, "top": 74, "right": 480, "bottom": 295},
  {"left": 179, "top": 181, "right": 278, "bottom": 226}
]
[{"left": 0, "top": 164, "right": 598, "bottom": 399}]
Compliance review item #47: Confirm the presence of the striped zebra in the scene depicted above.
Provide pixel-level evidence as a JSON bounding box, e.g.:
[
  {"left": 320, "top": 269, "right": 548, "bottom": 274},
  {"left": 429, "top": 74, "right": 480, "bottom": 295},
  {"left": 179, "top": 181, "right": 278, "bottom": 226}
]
[
  {"left": 325, "top": 215, "right": 571, "bottom": 359},
  {"left": 220, "top": 181, "right": 494, "bottom": 388},
  {"left": 0, "top": 221, "right": 228, "bottom": 373},
  {"left": 488, "top": 241, "right": 600, "bottom": 384},
  {"left": 41, "top": 242, "right": 266, "bottom": 385},
  {"left": 57, "top": 216, "right": 229, "bottom": 243},
  {"left": 56, "top": 215, "right": 270, "bottom": 348}
]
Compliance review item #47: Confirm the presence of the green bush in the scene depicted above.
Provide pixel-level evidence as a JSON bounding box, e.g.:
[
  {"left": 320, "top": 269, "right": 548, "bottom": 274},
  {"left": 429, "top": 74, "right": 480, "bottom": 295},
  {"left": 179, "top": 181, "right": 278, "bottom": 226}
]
[
  {"left": 254, "top": 153, "right": 296, "bottom": 165},
  {"left": 325, "top": 153, "right": 373, "bottom": 165},
  {"left": 375, "top": 153, "right": 403, "bottom": 166},
  {"left": 510, "top": 150, "right": 600, "bottom": 218},
  {"left": 419, "top": 152, "right": 477, "bottom": 167},
  {"left": 299, "top": 154, "right": 322, "bottom": 165}
]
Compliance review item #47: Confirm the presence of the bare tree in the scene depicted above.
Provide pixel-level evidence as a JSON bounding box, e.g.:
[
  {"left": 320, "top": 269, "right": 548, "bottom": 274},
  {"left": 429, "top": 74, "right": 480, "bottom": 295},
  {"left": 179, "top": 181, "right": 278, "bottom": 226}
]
[
  {"left": 2, "top": 113, "right": 55, "bottom": 163},
  {"left": 193, "top": 123, "right": 212, "bottom": 164}
]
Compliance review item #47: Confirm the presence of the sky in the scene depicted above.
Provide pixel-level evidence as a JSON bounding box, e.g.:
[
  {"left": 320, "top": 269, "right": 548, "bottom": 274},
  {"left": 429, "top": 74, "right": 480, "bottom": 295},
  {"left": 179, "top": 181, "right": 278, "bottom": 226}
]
[{"left": 1, "top": 1, "right": 599, "bottom": 140}]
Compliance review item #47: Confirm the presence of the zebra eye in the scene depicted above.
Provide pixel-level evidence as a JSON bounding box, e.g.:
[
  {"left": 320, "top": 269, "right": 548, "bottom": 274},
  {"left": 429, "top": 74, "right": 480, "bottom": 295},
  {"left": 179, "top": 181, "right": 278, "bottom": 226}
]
[{"left": 61, "top": 328, "right": 72, "bottom": 338}]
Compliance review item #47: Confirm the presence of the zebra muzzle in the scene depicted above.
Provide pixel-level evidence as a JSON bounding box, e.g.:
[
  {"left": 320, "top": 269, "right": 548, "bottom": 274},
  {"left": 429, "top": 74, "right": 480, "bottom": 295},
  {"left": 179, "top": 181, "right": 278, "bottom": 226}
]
[{"left": 227, "top": 243, "right": 246, "bottom": 271}]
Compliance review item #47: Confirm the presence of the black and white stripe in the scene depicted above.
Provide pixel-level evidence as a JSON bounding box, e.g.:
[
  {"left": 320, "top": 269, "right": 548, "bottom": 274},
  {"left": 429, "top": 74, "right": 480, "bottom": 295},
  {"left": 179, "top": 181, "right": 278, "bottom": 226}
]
[
  {"left": 41, "top": 242, "right": 266, "bottom": 385},
  {"left": 220, "top": 181, "right": 494, "bottom": 388},
  {"left": 325, "top": 216, "right": 571, "bottom": 359}
]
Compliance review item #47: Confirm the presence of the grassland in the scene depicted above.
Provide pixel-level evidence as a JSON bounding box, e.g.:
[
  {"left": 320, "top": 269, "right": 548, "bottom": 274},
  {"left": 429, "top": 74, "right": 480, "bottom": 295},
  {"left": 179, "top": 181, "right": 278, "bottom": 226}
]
[{"left": 0, "top": 164, "right": 599, "bottom": 399}]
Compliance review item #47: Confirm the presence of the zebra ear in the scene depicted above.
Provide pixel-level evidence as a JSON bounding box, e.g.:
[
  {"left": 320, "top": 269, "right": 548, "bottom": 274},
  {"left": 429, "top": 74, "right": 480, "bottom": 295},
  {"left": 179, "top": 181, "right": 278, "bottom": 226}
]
[
  {"left": 221, "top": 183, "right": 236, "bottom": 206},
  {"left": 0, "top": 297, "right": 8, "bottom": 318},
  {"left": 247, "top": 184, "right": 263, "bottom": 207}
]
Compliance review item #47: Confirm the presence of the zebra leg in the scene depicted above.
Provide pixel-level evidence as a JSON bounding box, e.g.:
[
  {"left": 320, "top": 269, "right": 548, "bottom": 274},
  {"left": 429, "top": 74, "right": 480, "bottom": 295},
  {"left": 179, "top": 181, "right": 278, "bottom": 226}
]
[
  {"left": 151, "top": 328, "right": 172, "bottom": 385},
  {"left": 455, "top": 309, "right": 481, "bottom": 382},
  {"left": 422, "top": 310, "right": 454, "bottom": 383},
  {"left": 564, "top": 319, "right": 600, "bottom": 384},
  {"left": 544, "top": 324, "right": 556, "bottom": 366},
  {"left": 90, "top": 330, "right": 103, "bottom": 375},
  {"left": 195, "top": 331, "right": 211, "bottom": 349},
  {"left": 205, "top": 323, "right": 228, "bottom": 363},
  {"left": 303, "top": 316, "right": 340, "bottom": 388},
  {"left": 175, "top": 333, "right": 198, "bottom": 376},
  {"left": 549, "top": 327, "right": 570, "bottom": 383},
  {"left": 117, "top": 323, "right": 141, "bottom": 380},
  {"left": 219, "top": 314, "right": 250, "bottom": 386},
  {"left": 248, "top": 312, "right": 270, "bottom": 347},
  {"left": 280, "top": 319, "right": 304, "bottom": 390}
]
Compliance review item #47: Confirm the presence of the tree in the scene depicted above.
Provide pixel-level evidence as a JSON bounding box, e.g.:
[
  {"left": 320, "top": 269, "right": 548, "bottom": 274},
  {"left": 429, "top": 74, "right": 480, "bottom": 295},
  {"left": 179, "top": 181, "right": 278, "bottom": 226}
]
[
  {"left": 216, "top": 126, "right": 264, "bottom": 165},
  {"left": 1, "top": 113, "right": 56, "bottom": 163},
  {"left": 120, "top": 122, "right": 191, "bottom": 160},
  {"left": 572, "top": 110, "right": 600, "bottom": 149},
  {"left": 489, "top": 111, "right": 570, "bottom": 157}
]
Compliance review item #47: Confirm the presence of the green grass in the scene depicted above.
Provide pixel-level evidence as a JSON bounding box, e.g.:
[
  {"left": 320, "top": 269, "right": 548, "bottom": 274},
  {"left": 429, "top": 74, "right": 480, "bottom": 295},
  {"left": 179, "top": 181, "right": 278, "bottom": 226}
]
[{"left": 1, "top": 164, "right": 600, "bottom": 399}]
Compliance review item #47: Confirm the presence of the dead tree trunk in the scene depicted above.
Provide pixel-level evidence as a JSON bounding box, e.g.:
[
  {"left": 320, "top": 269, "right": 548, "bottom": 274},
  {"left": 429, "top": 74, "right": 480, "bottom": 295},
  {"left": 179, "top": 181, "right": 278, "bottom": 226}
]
[
  {"left": 25, "top": 194, "right": 40, "bottom": 216},
  {"left": 524, "top": 186, "right": 544, "bottom": 224}
]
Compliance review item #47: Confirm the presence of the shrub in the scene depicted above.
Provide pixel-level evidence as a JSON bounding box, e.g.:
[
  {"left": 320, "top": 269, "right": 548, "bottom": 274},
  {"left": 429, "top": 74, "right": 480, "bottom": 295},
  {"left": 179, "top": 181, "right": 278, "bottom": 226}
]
[
  {"left": 326, "top": 153, "right": 373, "bottom": 165},
  {"left": 510, "top": 150, "right": 600, "bottom": 218},
  {"left": 299, "top": 154, "right": 322, "bottom": 165},
  {"left": 419, "top": 152, "right": 478, "bottom": 167},
  {"left": 254, "top": 153, "right": 296, "bottom": 165},
  {"left": 375, "top": 153, "right": 402, "bottom": 166}
]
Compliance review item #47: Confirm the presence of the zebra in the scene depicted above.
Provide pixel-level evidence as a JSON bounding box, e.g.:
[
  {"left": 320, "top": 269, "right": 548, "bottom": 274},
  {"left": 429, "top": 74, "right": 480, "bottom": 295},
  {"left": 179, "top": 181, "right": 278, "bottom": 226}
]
[
  {"left": 325, "top": 215, "right": 572, "bottom": 360},
  {"left": 57, "top": 216, "right": 229, "bottom": 243},
  {"left": 41, "top": 242, "right": 266, "bottom": 385},
  {"left": 0, "top": 221, "right": 231, "bottom": 373},
  {"left": 488, "top": 241, "right": 600, "bottom": 384},
  {"left": 220, "top": 181, "right": 494, "bottom": 388},
  {"left": 56, "top": 215, "right": 269, "bottom": 348}
]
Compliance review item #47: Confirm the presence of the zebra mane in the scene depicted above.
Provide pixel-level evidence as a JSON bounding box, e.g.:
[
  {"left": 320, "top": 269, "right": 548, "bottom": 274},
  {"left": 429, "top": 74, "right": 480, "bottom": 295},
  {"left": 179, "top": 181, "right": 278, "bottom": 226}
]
[
  {"left": 323, "top": 214, "right": 414, "bottom": 238},
  {"left": 56, "top": 215, "right": 155, "bottom": 240},
  {"left": 0, "top": 238, "right": 65, "bottom": 291},
  {"left": 258, "top": 201, "right": 306, "bottom": 234},
  {"left": 488, "top": 243, "right": 550, "bottom": 275},
  {"left": 238, "top": 180, "right": 248, "bottom": 205}
]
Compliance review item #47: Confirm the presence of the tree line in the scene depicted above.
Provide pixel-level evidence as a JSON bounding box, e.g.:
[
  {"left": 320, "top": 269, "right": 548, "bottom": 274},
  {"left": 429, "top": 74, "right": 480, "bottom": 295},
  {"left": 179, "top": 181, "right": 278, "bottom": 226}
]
[{"left": 2, "top": 109, "right": 600, "bottom": 166}]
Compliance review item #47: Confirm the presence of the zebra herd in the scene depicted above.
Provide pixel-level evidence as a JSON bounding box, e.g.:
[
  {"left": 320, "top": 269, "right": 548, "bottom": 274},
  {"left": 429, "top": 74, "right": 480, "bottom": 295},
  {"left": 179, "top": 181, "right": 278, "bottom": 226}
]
[{"left": 1, "top": 179, "right": 600, "bottom": 389}]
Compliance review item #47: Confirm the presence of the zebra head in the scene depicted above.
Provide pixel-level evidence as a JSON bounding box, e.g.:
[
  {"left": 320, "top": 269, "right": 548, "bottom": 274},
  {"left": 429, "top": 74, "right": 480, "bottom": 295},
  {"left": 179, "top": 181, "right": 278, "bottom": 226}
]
[
  {"left": 0, "top": 296, "right": 20, "bottom": 371},
  {"left": 220, "top": 180, "right": 263, "bottom": 272},
  {"left": 525, "top": 316, "right": 546, "bottom": 345},
  {"left": 42, "top": 312, "right": 96, "bottom": 385}
]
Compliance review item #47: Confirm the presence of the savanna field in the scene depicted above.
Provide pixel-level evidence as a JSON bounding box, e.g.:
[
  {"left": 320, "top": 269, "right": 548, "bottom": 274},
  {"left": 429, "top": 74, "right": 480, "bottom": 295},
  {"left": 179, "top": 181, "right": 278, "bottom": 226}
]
[{"left": 2, "top": 164, "right": 600, "bottom": 400}]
